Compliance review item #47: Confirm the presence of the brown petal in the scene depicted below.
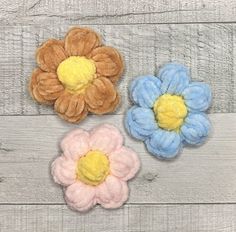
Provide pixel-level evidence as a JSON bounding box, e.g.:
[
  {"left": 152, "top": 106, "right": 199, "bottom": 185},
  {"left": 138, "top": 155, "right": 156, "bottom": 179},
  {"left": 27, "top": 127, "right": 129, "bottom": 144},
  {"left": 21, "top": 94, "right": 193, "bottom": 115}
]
[
  {"left": 29, "top": 68, "right": 43, "bottom": 94},
  {"left": 90, "top": 46, "right": 124, "bottom": 83},
  {"left": 85, "top": 77, "right": 120, "bottom": 114},
  {"left": 36, "top": 39, "right": 68, "bottom": 72},
  {"left": 65, "top": 27, "right": 101, "bottom": 57},
  {"left": 54, "top": 91, "right": 88, "bottom": 123},
  {"left": 29, "top": 68, "right": 64, "bottom": 104}
]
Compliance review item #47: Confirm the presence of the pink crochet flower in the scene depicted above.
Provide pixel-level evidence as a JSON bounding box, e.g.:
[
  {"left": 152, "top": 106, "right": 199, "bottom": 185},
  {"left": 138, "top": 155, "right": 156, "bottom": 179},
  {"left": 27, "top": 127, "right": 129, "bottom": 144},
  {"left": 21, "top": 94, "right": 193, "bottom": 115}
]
[{"left": 51, "top": 124, "right": 140, "bottom": 212}]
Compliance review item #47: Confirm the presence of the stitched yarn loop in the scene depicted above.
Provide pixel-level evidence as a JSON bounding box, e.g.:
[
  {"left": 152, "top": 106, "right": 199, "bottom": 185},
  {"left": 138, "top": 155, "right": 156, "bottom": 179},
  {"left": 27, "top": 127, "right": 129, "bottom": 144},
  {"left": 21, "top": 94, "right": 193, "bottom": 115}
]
[
  {"left": 51, "top": 124, "right": 140, "bottom": 212},
  {"left": 29, "top": 27, "right": 124, "bottom": 123},
  {"left": 125, "top": 62, "right": 212, "bottom": 159},
  {"left": 57, "top": 56, "right": 96, "bottom": 92},
  {"left": 153, "top": 94, "right": 187, "bottom": 131}
]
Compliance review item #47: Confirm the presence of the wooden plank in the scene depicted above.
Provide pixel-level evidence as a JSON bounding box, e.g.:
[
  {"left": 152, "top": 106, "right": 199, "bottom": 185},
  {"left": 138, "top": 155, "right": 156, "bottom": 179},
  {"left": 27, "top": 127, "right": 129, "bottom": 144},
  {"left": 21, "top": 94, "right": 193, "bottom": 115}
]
[
  {"left": 0, "top": 24, "right": 235, "bottom": 115},
  {"left": 1, "top": 0, "right": 236, "bottom": 25},
  {"left": 0, "top": 204, "right": 236, "bottom": 232},
  {"left": 0, "top": 113, "right": 235, "bottom": 204}
]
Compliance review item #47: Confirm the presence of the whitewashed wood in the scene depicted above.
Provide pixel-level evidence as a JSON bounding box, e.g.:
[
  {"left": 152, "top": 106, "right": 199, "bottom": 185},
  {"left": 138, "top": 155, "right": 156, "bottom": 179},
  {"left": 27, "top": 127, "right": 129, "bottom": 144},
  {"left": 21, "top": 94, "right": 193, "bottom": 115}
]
[
  {"left": 0, "top": 1, "right": 235, "bottom": 230},
  {"left": 0, "top": 113, "right": 235, "bottom": 203},
  {"left": 0, "top": 0, "right": 236, "bottom": 25},
  {"left": 0, "top": 24, "right": 235, "bottom": 115},
  {"left": 0, "top": 204, "right": 236, "bottom": 232}
]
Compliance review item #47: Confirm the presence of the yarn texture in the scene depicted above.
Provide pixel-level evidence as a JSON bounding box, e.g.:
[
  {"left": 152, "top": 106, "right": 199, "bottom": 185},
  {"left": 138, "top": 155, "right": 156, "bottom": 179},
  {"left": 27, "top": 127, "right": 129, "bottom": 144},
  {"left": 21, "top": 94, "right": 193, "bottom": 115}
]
[
  {"left": 51, "top": 124, "right": 140, "bottom": 212},
  {"left": 29, "top": 27, "right": 124, "bottom": 123},
  {"left": 125, "top": 63, "right": 212, "bottom": 159}
]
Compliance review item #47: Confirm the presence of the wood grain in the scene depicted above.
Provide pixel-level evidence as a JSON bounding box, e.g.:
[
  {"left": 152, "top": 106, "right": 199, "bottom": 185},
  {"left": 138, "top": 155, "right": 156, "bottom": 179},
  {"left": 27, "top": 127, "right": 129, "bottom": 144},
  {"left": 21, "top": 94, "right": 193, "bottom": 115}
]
[
  {"left": 0, "top": 0, "right": 236, "bottom": 25},
  {"left": 0, "top": 204, "right": 236, "bottom": 232},
  {"left": 0, "top": 113, "right": 235, "bottom": 204},
  {"left": 0, "top": 24, "right": 235, "bottom": 115},
  {"left": 0, "top": 1, "right": 236, "bottom": 230}
]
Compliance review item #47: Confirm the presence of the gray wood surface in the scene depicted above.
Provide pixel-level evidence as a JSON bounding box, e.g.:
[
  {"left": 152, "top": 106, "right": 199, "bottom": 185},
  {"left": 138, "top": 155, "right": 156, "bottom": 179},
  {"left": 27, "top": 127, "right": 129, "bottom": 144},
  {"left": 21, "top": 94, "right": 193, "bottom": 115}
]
[
  {"left": 0, "top": 0, "right": 236, "bottom": 25},
  {"left": 1, "top": 204, "right": 236, "bottom": 232},
  {"left": 0, "top": 0, "right": 236, "bottom": 231}
]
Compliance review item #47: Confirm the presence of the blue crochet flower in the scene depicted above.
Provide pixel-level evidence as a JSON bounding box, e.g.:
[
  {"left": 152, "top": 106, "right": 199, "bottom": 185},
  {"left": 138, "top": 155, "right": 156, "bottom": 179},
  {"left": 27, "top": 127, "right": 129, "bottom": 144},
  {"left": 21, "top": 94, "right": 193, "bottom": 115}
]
[{"left": 125, "top": 63, "right": 212, "bottom": 159}]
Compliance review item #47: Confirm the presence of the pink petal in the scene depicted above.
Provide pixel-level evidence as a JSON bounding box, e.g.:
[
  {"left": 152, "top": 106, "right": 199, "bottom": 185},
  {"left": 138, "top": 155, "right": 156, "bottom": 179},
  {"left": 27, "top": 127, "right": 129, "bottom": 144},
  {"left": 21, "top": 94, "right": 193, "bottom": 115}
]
[
  {"left": 51, "top": 156, "right": 76, "bottom": 186},
  {"left": 89, "top": 124, "right": 123, "bottom": 154},
  {"left": 60, "top": 129, "right": 90, "bottom": 160},
  {"left": 96, "top": 175, "right": 129, "bottom": 209},
  {"left": 109, "top": 146, "right": 140, "bottom": 181},
  {"left": 65, "top": 182, "right": 96, "bottom": 212}
]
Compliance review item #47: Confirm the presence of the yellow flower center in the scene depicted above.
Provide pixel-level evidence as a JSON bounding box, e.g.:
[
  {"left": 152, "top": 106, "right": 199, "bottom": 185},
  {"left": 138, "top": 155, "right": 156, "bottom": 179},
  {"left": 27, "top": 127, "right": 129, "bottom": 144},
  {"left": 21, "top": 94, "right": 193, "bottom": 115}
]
[
  {"left": 153, "top": 94, "right": 187, "bottom": 131},
  {"left": 76, "top": 150, "right": 110, "bottom": 186},
  {"left": 57, "top": 56, "right": 96, "bottom": 93}
]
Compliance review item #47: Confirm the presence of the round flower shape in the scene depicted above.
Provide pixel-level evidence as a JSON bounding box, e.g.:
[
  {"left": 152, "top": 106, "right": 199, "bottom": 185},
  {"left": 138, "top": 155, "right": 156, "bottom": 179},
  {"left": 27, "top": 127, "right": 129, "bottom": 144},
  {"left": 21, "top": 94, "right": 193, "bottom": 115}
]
[
  {"left": 29, "top": 27, "right": 124, "bottom": 123},
  {"left": 51, "top": 124, "right": 140, "bottom": 212},
  {"left": 125, "top": 63, "right": 212, "bottom": 159}
]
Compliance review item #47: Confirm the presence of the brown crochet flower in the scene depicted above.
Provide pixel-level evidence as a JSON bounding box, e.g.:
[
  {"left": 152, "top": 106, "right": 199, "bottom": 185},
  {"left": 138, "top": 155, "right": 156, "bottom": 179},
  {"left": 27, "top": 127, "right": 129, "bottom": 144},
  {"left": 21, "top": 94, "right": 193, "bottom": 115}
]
[{"left": 29, "top": 27, "right": 124, "bottom": 123}]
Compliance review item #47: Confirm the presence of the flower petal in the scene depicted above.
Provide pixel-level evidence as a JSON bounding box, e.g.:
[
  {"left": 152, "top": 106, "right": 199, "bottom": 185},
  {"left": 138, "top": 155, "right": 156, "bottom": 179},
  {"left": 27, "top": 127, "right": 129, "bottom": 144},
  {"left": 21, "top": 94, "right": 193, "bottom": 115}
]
[
  {"left": 65, "top": 182, "right": 96, "bottom": 212},
  {"left": 36, "top": 39, "right": 67, "bottom": 72},
  {"left": 60, "top": 128, "right": 90, "bottom": 160},
  {"left": 145, "top": 129, "right": 182, "bottom": 159},
  {"left": 90, "top": 46, "right": 124, "bottom": 83},
  {"left": 85, "top": 77, "right": 120, "bottom": 114},
  {"left": 159, "top": 63, "right": 190, "bottom": 94},
  {"left": 51, "top": 156, "right": 76, "bottom": 186},
  {"left": 109, "top": 146, "right": 140, "bottom": 181},
  {"left": 29, "top": 68, "right": 52, "bottom": 104},
  {"left": 129, "top": 75, "right": 162, "bottom": 108},
  {"left": 182, "top": 82, "right": 212, "bottom": 112},
  {"left": 89, "top": 124, "right": 123, "bottom": 154},
  {"left": 65, "top": 27, "right": 101, "bottom": 56},
  {"left": 180, "top": 113, "right": 211, "bottom": 145},
  {"left": 54, "top": 92, "right": 88, "bottom": 123},
  {"left": 96, "top": 175, "right": 129, "bottom": 209},
  {"left": 125, "top": 106, "right": 158, "bottom": 141},
  {"left": 29, "top": 68, "right": 64, "bottom": 104}
]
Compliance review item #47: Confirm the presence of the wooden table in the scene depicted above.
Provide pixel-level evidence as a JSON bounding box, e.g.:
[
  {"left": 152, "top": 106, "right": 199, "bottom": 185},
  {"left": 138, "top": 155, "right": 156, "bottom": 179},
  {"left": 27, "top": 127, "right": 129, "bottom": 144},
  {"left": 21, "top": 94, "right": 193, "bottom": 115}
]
[{"left": 0, "top": 0, "right": 236, "bottom": 231}]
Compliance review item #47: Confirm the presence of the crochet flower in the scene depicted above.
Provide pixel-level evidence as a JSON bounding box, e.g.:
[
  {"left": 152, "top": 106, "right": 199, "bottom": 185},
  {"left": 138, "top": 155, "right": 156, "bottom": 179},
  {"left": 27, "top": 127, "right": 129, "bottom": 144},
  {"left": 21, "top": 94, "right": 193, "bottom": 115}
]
[
  {"left": 125, "top": 63, "right": 212, "bottom": 159},
  {"left": 29, "top": 27, "right": 123, "bottom": 123},
  {"left": 51, "top": 124, "right": 140, "bottom": 212}
]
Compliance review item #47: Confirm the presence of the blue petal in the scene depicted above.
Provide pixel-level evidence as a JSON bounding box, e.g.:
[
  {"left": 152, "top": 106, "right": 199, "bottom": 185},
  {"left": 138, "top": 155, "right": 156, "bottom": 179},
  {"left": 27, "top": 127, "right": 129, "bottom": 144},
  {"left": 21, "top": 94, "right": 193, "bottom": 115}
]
[
  {"left": 158, "top": 63, "right": 190, "bottom": 94},
  {"left": 145, "top": 129, "right": 182, "bottom": 159},
  {"left": 182, "top": 82, "right": 212, "bottom": 112},
  {"left": 125, "top": 106, "right": 157, "bottom": 141},
  {"left": 129, "top": 75, "right": 162, "bottom": 108},
  {"left": 180, "top": 113, "right": 211, "bottom": 145}
]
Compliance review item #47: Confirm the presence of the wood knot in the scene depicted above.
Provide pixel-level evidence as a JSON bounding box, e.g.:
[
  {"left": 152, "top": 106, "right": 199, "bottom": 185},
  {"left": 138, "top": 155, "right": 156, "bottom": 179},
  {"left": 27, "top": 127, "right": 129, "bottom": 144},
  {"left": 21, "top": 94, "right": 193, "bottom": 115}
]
[
  {"left": 0, "top": 143, "right": 14, "bottom": 152},
  {"left": 143, "top": 172, "right": 158, "bottom": 182}
]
